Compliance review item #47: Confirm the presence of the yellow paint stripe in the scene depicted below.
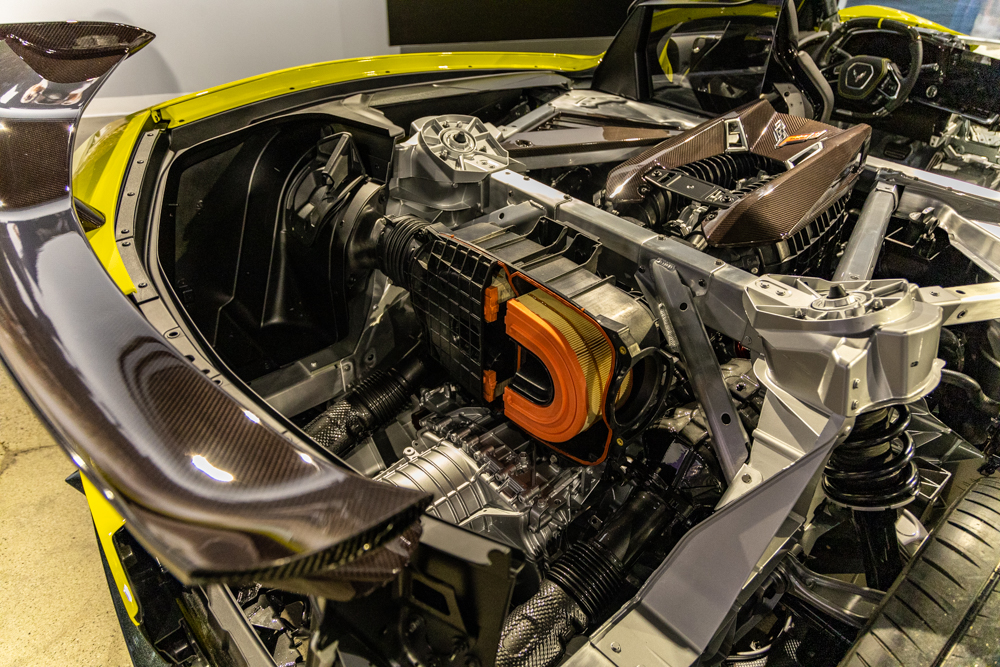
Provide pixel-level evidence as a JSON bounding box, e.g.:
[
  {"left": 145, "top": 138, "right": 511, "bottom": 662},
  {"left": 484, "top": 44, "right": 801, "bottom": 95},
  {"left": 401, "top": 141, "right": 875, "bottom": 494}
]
[{"left": 81, "top": 473, "right": 140, "bottom": 624}]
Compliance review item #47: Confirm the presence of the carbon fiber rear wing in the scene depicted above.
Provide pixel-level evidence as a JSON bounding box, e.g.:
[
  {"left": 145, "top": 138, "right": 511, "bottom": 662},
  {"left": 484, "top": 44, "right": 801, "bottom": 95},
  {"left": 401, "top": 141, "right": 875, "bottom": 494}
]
[{"left": 0, "top": 22, "right": 429, "bottom": 586}]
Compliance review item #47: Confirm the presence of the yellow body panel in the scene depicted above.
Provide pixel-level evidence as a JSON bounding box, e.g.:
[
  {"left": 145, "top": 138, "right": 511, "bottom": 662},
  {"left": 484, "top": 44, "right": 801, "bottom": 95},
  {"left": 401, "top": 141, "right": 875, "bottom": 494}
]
[
  {"left": 151, "top": 51, "right": 601, "bottom": 128},
  {"left": 651, "top": 3, "right": 779, "bottom": 32},
  {"left": 838, "top": 5, "right": 960, "bottom": 34},
  {"left": 72, "top": 111, "right": 152, "bottom": 296},
  {"left": 81, "top": 473, "right": 141, "bottom": 624}
]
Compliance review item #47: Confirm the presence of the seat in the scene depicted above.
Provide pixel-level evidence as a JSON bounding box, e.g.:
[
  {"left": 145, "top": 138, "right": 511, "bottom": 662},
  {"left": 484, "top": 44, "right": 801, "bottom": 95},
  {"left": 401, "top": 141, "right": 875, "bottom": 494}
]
[{"left": 780, "top": 0, "right": 835, "bottom": 122}]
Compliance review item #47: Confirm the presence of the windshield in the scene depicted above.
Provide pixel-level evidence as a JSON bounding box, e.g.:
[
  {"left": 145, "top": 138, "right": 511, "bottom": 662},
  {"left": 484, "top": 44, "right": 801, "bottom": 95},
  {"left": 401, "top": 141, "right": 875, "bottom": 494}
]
[{"left": 646, "top": 3, "right": 781, "bottom": 115}]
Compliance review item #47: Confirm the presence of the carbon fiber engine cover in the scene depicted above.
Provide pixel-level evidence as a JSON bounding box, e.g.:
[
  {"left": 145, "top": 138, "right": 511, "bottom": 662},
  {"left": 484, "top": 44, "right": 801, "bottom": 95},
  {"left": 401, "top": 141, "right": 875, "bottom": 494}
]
[{"left": 606, "top": 100, "right": 870, "bottom": 247}]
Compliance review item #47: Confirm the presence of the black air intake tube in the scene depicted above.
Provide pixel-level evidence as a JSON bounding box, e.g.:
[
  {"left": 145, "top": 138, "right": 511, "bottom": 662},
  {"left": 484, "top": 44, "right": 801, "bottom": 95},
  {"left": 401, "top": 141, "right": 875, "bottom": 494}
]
[
  {"left": 304, "top": 356, "right": 424, "bottom": 457},
  {"left": 496, "top": 489, "right": 676, "bottom": 667},
  {"left": 377, "top": 215, "right": 431, "bottom": 291}
]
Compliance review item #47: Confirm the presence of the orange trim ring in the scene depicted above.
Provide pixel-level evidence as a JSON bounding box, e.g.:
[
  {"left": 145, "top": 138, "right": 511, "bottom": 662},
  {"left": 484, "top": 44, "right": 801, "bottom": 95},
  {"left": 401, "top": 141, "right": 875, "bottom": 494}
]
[{"left": 503, "top": 297, "right": 591, "bottom": 443}]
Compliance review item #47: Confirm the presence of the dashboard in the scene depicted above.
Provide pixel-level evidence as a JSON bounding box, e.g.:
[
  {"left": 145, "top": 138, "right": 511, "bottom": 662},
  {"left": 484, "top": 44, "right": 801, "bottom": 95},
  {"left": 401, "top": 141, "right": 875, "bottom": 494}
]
[{"left": 841, "top": 29, "right": 1000, "bottom": 125}]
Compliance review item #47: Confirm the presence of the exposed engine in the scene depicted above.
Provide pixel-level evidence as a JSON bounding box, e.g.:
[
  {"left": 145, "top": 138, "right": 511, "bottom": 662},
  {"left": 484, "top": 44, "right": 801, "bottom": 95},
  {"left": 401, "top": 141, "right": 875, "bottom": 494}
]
[
  {"left": 154, "top": 77, "right": 1000, "bottom": 667},
  {"left": 261, "top": 100, "right": 871, "bottom": 666},
  {"left": 377, "top": 406, "right": 603, "bottom": 561}
]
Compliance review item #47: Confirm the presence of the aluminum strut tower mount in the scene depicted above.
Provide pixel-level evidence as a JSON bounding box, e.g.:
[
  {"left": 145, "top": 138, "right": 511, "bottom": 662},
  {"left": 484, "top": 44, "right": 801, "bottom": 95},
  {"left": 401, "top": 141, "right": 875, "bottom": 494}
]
[
  {"left": 719, "top": 276, "right": 945, "bottom": 505},
  {"left": 747, "top": 277, "right": 944, "bottom": 417},
  {"left": 584, "top": 274, "right": 1000, "bottom": 667}
]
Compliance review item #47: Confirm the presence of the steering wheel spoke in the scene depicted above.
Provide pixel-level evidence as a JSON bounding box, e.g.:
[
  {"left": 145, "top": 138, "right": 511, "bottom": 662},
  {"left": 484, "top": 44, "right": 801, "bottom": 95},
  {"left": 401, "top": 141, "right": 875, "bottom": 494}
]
[
  {"left": 819, "top": 62, "right": 842, "bottom": 84},
  {"left": 878, "top": 65, "right": 903, "bottom": 101}
]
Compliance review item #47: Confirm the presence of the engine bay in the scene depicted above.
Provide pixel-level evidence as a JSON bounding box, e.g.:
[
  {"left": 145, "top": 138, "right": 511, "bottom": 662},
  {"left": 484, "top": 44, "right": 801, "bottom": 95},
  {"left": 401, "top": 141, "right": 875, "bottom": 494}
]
[{"left": 143, "top": 70, "right": 1000, "bottom": 667}]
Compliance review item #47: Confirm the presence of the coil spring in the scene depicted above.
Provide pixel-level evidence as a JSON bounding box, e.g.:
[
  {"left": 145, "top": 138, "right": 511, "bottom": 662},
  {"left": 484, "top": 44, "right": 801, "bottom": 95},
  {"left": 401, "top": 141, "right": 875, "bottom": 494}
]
[{"left": 823, "top": 404, "right": 920, "bottom": 510}]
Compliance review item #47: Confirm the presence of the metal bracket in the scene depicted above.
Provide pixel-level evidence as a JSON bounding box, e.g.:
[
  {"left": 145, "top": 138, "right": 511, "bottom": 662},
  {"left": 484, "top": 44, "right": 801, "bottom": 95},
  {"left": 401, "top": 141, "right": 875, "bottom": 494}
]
[
  {"left": 642, "top": 259, "right": 749, "bottom": 483},
  {"left": 115, "top": 129, "right": 159, "bottom": 304},
  {"left": 777, "top": 557, "right": 883, "bottom": 628},
  {"left": 724, "top": 118, "right": 748, "bottom": 153},
  {"left": 916, "top": 281, "right": 1000, "bottom": 325}
]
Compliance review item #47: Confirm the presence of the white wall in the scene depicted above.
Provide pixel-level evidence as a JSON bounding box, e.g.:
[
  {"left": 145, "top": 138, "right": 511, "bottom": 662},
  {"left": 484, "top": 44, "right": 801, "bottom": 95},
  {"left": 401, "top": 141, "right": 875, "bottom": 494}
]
[{"left": 3, "top": 0, "right": 400, "bottom": 100}]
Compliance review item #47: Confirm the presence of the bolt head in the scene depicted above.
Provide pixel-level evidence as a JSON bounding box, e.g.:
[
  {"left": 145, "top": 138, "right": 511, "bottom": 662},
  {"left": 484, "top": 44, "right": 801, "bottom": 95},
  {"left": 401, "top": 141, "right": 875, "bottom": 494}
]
[
  {"left": 741, "top": 473, "right": 752, "bottom": 483},
  {"left": 610, "top": 642, "right": 622, "bottom": 653}
]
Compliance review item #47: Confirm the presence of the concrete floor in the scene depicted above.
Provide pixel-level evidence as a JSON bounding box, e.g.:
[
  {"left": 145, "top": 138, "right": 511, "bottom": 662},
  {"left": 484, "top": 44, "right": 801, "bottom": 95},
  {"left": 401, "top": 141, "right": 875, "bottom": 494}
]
[{"left": 0, "top": 368, "right": 131, "bottom": 667}]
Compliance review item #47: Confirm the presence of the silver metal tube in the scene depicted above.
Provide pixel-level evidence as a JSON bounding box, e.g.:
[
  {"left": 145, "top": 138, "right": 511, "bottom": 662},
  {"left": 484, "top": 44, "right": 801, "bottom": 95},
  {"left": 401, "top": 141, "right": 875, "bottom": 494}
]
[{"left": 833, "top": 181, "right": 898, "bottom": 282}]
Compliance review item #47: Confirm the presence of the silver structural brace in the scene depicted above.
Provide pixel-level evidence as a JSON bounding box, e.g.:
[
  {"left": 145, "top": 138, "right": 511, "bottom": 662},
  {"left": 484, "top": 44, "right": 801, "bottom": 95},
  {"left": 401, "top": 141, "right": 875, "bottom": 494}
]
[
  {"left": 641, "top": 260, "right": 750, "bottom": 482},
  {"left": 833, "top": 180, "right": 898, "bottom": 281}
]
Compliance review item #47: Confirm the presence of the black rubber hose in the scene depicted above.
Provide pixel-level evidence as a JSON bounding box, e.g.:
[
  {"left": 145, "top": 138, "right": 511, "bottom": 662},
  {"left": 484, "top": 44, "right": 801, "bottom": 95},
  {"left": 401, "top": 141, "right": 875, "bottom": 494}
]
[
  {"left": 377, "top": 215, "right": 430, "bottom": 290},
  {"left": 939, "top": 368, "right": 1000, "bottom": 418},
  {"left": 548, "top": 489, "right": 670, "bottom": 618},
  {"left": 497, "top": 487, "right": 679, "bottom": 667},
  {"left": 305, "top": 356, "right": 425, "bottom": 456}
]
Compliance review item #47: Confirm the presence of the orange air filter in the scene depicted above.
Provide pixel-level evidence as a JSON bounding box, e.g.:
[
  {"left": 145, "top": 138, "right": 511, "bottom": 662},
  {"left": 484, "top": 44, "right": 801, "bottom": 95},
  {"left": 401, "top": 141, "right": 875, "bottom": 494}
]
[{"left": 503, "top": 289, "right": 616, "bottom": 443}]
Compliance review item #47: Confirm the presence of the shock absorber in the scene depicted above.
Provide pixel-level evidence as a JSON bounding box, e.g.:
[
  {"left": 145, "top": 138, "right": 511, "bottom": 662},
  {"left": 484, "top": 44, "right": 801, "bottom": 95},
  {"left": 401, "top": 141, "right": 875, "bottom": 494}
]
[{"left": 822, "top": 404, "right": 919, "bottom": 590}]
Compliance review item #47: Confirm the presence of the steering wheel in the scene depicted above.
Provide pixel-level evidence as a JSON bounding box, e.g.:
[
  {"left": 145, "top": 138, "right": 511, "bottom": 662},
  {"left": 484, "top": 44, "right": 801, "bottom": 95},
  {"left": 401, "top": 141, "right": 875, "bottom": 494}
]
[{"left": 815, "top": 18, "right": 923, "bottom": 120}]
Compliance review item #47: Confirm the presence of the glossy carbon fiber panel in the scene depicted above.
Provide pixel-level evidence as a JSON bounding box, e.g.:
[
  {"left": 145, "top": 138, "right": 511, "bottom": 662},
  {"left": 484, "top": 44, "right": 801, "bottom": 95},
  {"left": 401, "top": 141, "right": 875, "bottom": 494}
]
[
  {"left": 0, "top": 22, "right": 152, "bottom": 83},
  {"left": 704, "top": 125, "right": 869, "bottom": 246},
  {"left": 0, "top": 23, "right": 430, "bottom": 586},
  {"left": 0, "top": 121, "right": 71, "bottom": 208},
  {"left": 606, "top": 100, "right": 870, "bottom": 247}
]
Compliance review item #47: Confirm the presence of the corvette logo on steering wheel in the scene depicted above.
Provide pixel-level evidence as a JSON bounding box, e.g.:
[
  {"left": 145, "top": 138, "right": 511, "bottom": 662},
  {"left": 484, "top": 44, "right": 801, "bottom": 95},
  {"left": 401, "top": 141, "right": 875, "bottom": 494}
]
[{"left": 845, "top": 62, "right": 876, "bottom": 90}]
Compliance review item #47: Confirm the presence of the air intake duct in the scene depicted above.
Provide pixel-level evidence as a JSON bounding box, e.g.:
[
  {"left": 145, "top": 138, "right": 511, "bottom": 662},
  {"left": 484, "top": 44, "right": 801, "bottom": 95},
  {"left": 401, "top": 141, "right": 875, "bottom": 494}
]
[
  {"left": 376, "top": 215, "right": 431, "bottom": 291},
  {"left": 376, "top": 214, "right": 664, "bottom": 458},
  {"left": 304, "top": 355, "right": 424, "bottom": 457},
  {"left": 496, "top": 488, "right": 678, "bottom": 667}
]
